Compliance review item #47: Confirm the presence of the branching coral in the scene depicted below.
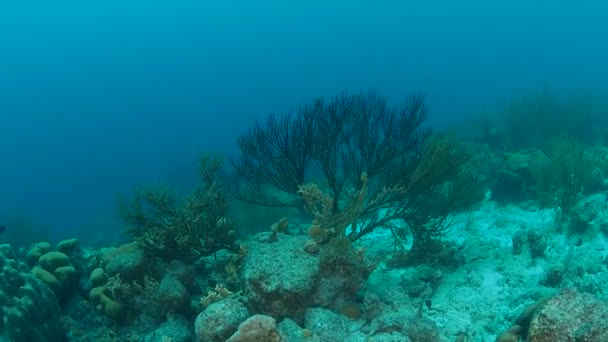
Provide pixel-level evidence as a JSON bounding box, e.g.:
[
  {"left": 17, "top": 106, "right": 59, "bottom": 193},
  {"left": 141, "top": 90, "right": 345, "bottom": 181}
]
[
  {"left": 299, "top": 134, "right": 484, "bottom": 253},
  {"left": 231, "top": 91, "right": 485, "bottom": 253},
  {"left": 533, "top": 136, "right": 598, "bottom": 218},
  {"left": 117, "top": 153, "right": 237, "bottom": 260},
  {"left": 299, "top": 173, "right": 368, "bottom": 244}
]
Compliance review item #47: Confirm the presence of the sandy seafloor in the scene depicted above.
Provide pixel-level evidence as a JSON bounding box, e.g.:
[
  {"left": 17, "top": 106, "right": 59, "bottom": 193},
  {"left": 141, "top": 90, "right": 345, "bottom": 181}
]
[{"left": 358, "top": 192, "right": 608, "bottom": 341}]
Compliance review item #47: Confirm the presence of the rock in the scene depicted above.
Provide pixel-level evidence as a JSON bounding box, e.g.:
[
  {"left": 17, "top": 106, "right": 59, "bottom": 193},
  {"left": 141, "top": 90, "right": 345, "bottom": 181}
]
[
  {"left": 194, "top": 299, "right": 249, "bottom": 342},
  {"left": 104, "top": 242, "right": 146, "bottom": 280},
  {"left": 278, "top": 319, "right": 320, "bottom": 342},
  {"left": 160, "top": 259, "right": 196, "bottom": 289},
  {"left": 528, "top": 289, "right": 608, "bottom": 341},
  {"left": 314, "top": 237, "right": 368, "bottom": 309},
  {"left": 241, "top": 233, "right": 368, "bottom": 320},
  {"left": 304, "top": 308, "right": 353, "bottom": 341},
  {"left": 157, "top": 274, "right": 189, "bottom": 313},
  {"left": 227, "top": 314, "right": 286, "bottom": 342},
  {"left": 241, "top": 233, "right": 320, "bottom": 319},
  {"left": 142, "top": 314, "right": 193, "bottom": 342},
  {"left": 527, "top": 230, "right": 547, "bottom": 258},
  {"left": 511, "top": 230, "right": 526, "bottom": 255}
]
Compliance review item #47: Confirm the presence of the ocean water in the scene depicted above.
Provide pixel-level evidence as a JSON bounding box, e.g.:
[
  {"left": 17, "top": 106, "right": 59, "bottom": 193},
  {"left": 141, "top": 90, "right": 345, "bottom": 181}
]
[
  {"left": 1, "top": 0, "right": 606, "bottom": 242},
  {"left": 2, "top": 1, "right": 608, "bottom": 341}
]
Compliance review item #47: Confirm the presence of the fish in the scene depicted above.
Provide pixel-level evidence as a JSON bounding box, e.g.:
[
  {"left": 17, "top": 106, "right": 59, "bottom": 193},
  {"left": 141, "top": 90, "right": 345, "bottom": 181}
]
[{"left": 0, "top": 225, "right": 4, "bottom": 234}]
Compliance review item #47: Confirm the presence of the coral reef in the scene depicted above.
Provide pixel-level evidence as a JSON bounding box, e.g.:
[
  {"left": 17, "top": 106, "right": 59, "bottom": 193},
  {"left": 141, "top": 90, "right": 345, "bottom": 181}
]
[
  {"left": 0, "top": 244, "right": 64, "bottom": 341},
  {"left": 5, "top": 89, "right": 608, "bottom": 342}
]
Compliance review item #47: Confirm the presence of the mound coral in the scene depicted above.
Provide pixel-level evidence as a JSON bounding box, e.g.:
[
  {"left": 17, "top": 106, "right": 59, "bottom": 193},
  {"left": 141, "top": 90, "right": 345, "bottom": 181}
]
[{"left": 0, "top": 244, "right": 64, "bottom": 341}]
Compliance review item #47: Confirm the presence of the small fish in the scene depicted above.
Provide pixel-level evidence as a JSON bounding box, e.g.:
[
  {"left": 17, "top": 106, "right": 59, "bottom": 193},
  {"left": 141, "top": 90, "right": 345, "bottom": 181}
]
[{"left": 0, "top": 225, "right": 5, "bottom": 234}]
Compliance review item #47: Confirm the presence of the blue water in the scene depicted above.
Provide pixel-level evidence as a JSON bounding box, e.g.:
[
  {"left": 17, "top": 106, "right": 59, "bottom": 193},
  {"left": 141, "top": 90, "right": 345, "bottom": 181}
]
[{"left": 1, "top": 0, "right": 607, "bottom": 242}]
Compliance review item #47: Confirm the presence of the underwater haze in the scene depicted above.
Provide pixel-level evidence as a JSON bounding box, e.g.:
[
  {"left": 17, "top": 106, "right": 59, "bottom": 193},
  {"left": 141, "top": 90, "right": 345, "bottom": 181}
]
[{"left": 1, "top": 0, "right": 607, "bottom": 242}]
